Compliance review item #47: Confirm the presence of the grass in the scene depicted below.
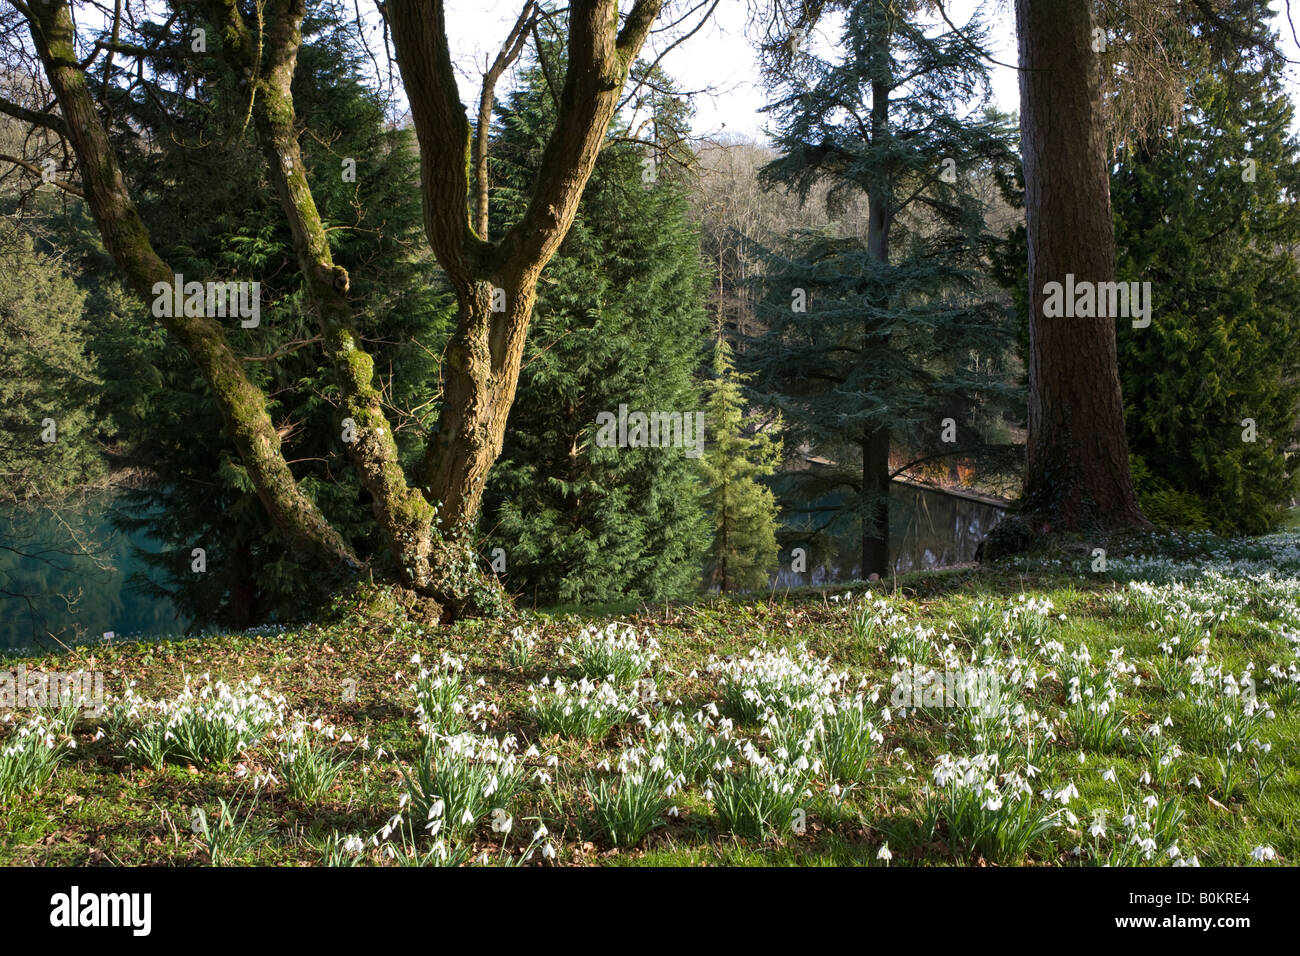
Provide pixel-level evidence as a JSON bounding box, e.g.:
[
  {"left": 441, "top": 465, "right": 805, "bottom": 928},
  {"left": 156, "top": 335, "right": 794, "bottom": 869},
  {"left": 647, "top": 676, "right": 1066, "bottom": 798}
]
[{"left": 1, "top": 529, "right": 1298, "bottom": 867}]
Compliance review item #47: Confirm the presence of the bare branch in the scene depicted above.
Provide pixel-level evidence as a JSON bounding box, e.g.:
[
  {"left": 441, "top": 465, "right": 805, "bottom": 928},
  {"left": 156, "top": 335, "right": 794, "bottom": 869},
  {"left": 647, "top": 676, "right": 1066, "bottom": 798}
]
[
  {"left": 0, "top": 151, "right": 84, "bottom": 196},
  {"left": 474, "top": 0, "right": 537, "bottom": 240}
]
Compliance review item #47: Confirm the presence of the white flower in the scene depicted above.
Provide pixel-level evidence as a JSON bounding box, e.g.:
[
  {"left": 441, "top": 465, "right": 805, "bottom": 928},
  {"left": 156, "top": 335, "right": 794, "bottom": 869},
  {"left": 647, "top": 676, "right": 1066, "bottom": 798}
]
[
  {"left": 490, "top": 809, "right": 512, "bottom": 834},
  {"left": 1251, "top": 845, "right": 1277, "bottom": 862},
  {"left": 876, "top": 842, "right": 892, "bottom": 863},
  {"left": 342, "top": 835, "right": 365, "bottom": 856}
]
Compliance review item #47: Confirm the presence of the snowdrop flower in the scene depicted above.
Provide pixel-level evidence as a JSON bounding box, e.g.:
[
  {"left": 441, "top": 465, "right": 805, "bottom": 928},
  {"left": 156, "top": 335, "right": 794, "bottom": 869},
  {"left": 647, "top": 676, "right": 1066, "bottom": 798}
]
[
  {"left": 1251, "top": 845, "right": 1277, "bottom": 862},
  {"left": 877, "top": 843, "right": 892, "bottom": 863},
  {"left": 490, "top": 809, "right": 512, "bottom": 834},
  {"left": 343, "top": 835, "right": 364, "bottom": 856},
  {"left": 1100, "top": 767, "right": 1117, "bottom": 783}
]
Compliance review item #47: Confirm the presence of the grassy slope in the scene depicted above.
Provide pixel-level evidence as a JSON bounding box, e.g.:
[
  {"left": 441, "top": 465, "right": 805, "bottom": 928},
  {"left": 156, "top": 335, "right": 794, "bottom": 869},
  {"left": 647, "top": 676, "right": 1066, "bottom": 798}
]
[{"left": 2, "top": 530, "right": 1298, "bottom": 867}]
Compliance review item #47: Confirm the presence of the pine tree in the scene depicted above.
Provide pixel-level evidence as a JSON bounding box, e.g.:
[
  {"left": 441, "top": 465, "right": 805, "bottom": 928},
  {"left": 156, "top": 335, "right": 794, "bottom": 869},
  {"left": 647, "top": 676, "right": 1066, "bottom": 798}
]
[
  {"left": 479, "top": 62, "right": 710, "bottom": 606},
  {"left": 750, "top": 0, "right": 1022, "bottom": 578},
  {"left": 700, "top": 336, "right": 781, "bottom": 592},
  {"left": 1112, "top": 2, "right": 1300, "bottom": 534}
]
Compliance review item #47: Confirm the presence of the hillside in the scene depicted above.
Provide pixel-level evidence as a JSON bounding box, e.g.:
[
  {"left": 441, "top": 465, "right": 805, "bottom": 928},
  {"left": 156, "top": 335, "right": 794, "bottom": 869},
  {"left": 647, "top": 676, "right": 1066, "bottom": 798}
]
[{"left": 2, "top": 531, "right": 1297, "bottom": 867}]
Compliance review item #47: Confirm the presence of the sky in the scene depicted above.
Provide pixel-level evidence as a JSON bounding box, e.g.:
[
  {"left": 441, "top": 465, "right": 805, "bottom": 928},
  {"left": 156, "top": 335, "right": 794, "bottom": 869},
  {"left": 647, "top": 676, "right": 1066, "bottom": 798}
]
[{"left": 427, "top": 0, "right": 1300, "bottom": 142}]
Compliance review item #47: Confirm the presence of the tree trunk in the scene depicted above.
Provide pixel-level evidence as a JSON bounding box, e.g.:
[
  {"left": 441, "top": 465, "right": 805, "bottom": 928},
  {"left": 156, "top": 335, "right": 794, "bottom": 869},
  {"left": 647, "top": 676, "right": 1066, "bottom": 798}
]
[
  {"left": 1015, "top": 0, "right": 1148, "bottom": 530},
  {"left": 418, "top": 278, "right": 537, "bottom": 531},
  {"left": 388, "top": 0, "right": 664, "bottom": 539},
  {"left": 861, "top": 75, "right": 892, "bottom": 579},
  {"left": 862, "top": 425, "right": 891, "bottom": 578},
  {"left": 208, "top": 0, "right": 439, "bottom": 594}
]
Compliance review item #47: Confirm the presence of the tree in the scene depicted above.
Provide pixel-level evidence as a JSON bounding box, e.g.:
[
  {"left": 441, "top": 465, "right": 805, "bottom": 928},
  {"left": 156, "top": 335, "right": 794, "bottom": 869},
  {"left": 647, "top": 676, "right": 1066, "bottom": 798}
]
[
  {"left": 1112, "top": 1, "right": 1300, "bottom": 534},
  {"left": 700, "top": 336, "right": 781, "bottom": 592},
  {"left": 1013, "top": 0, "right": 1148, "bottom": 531},
  {"left": 480, "top": 62, "right": 710, "bottom": 606},
  {"left": 99, "top": 9, "right": 453, "bottom": 629},
  {"left": 750, "top": 0, "right": 1022, "bottom": 578},
  {"left": 6, "top": 0, "right": 702, "bottom": 618},
  {"left": 0, "top": 222, "right": 104, "bottom": 502}
]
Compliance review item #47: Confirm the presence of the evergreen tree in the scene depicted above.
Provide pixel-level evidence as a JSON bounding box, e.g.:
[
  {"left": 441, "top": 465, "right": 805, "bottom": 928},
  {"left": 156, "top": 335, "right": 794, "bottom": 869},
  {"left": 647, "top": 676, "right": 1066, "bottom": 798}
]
[
  {"left": 750, "top": 0, "right": 1022, "bottom": 578},
  {"left": 480, "top": 62, "right": 709, "bottom": 606},
  {"left": 700, "top": 336, "right": 781, "bottom": 592},
  {"left": 0, "top": 222, "right": 104, "bottom": 502},
  {"left": 1112, "top": 3, "right": 1300, "bottom": 534}
]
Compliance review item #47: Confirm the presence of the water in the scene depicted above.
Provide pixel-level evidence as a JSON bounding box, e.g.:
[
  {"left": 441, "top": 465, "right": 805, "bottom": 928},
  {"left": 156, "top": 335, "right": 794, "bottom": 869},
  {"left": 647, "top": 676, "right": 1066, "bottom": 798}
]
[{"left": 0, "top": 494, "right": 180, "bottom": 654}]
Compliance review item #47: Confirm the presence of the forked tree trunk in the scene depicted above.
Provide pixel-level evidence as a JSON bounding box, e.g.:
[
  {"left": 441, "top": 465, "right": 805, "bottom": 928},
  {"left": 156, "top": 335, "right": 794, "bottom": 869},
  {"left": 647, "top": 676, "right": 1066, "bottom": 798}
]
[
  {"left": 417, "top": 277, "right": 539, "bottom": 530},
  {"left": 1015, "top": 0, "right": 1149, "bottom": 530},
  {"left": 22, "top": 0, "right": 667, "bottom": 619},
  {"left": 208, "top": 0, "right": 439, "bottom": 593},
  {"left": 388, "top": 0, "right": 664, "bottom": 541}
]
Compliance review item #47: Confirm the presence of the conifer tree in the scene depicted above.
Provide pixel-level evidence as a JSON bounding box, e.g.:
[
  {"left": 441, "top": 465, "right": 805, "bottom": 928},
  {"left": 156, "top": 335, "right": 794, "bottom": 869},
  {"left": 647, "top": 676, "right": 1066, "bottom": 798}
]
[
  {"left": 749, "top": 0, "right": 1021, "bottom": 578},
  {"left": 700, "top": 336, "right": 781, "bottom": 592},
  {"left": 1112, "top": 2, "right": 1300, "bottom": 534},
  {"left": 480, "top": 62, "right": 709, "bottom": 606}
]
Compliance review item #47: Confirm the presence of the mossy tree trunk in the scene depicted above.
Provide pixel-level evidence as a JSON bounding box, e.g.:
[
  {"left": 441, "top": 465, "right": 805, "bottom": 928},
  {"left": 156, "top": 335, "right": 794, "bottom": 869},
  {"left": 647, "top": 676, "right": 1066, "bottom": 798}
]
[
  {"left": 206, "top": 0, "right": 439, "bottom": 593},
  {"left": 386, "top": 0, "right": 664, "bottom": 534}
]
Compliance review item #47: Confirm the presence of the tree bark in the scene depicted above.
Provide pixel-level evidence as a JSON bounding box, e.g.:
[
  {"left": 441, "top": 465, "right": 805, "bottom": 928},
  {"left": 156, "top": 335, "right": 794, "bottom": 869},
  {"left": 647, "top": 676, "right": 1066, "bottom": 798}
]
[
  {"left": 862, "top": 425, "right": 891, "bottom": 579},
  {"left": 1015, "top": 0, "right": 1149, "bottom": 530},
  {"left": 206, "top": 0, "right": 439, "bottom": 593},
  {"left": 23, "top": 0, "right": 359, "bottom": 579},
  {"left": 861, "top": 75, "right": 891, "bottom": 579},
  {"left": 386, "top": 0, "right": 663, "bottom": 535}
]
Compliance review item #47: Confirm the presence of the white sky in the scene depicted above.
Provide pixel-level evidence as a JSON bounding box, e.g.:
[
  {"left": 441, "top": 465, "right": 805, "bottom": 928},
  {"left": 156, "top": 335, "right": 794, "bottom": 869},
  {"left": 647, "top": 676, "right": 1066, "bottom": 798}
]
[{"left": 423, "top": 0, "right": 1300, "bottom": 142}]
